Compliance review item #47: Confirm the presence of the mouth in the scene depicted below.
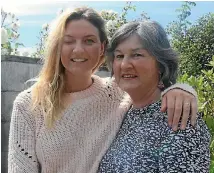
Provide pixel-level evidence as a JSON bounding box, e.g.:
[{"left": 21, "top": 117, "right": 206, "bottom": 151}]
[
  {"left": 70, "top": 58, "right": 88, "bottom": 62},
  {"left": 122, "top": 74, "right": 138, "bottom": 79}
]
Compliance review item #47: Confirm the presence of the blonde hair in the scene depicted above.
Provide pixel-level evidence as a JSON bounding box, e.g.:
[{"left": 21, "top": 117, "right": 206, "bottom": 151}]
[{"left": 31, "top": 7, "right": 108, "bottom": 128}]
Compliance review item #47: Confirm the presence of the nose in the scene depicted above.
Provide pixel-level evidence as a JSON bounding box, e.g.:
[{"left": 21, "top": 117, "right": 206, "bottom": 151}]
[
  {"left": 72, "top": 41, "right": 84, "bottom": 54},
  {"left": 121, "top": 56, "right": 132, "bottom": 70}
]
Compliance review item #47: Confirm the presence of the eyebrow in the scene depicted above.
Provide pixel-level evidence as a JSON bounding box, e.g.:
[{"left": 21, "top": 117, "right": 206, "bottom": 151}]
[
  {"left": 114, "top": 47, "right": 145, "bottom": 52},
  {"left": 114, "top": 49, "right": 122, "bottom": 53},
  {"left": 132, "top": 47, "right": 145, "bottom": 52},
  {"left": 64, "top": 34, "right": 97, "bottom": 38}
]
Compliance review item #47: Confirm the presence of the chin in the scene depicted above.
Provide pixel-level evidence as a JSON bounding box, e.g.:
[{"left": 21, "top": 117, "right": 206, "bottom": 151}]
[
  {"left": 66, "top": 68, "right": 88, "bottom": 75},
  {"left": 119, "top": 84, "right": 137, "bottom": 93}
]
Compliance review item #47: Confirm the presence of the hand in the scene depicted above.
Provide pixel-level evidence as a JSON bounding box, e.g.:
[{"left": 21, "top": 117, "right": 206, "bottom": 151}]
[{"left": 161, "top": 89, "right": 198, "bottom": 131}]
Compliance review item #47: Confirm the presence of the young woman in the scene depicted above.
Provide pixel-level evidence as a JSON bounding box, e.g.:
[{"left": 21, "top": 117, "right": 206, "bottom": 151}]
[{"left": 8, "top": 8, "right": 198, "bottom": 173}]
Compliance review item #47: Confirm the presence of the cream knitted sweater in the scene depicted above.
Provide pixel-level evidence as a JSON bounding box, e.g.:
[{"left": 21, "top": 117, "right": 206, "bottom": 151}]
[{"left": 8, "top": 75, "right": 196, "bottom": 173}]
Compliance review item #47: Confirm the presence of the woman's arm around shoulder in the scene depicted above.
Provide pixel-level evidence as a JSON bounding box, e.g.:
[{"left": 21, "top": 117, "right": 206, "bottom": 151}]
[{"left": 161, "top": 83, "right": 198, "bottom": 130}]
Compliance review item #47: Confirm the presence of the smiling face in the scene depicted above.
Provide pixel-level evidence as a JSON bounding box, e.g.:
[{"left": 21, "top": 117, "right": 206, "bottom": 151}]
[
  {"left": 61, "top": 19, "right": 104, "bottom": 76},
  {"left": 113, "top": 34, "right": 159, "bottom": 94}
]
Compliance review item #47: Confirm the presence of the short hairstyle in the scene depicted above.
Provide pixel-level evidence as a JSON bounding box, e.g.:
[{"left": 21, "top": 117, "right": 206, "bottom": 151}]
[{"left": 107, "top": 20, "right": 178, "bottom": 88}]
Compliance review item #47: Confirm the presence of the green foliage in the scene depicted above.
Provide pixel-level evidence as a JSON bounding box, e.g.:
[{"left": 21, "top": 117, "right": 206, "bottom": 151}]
[
  {"left": 119, "top": 2, "right": 136, "bottom": 25},
  {"left": 167, "top": 2, "right": 214, "bottom": 76},
  {"left": 101, "top": 2, "right": 136, "bottom": 40},
  {"left": 179, "top": 13, "right": 214, "bottom": 76},
  {"left": 167, "top": 1, "right": 196, "bottom": 41},
  {"left": 31, "top": 23, "right": 49, "bottom": 59},
  {"left": 211, "top": 157, "right": 214, "bottom": 173},
  {"left": 178, "top": 56, "right": 214, "bottom": 170}
]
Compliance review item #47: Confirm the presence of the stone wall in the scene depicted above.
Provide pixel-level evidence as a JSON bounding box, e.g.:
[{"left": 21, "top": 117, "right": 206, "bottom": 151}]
[{"left": 1, "top": 55, "right": 110, "bottom": 173}]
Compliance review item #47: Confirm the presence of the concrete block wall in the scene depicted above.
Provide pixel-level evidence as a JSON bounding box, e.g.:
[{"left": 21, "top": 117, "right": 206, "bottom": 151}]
[
  {"left": 1, "top": 55, "right": 42, "bottom": 173},
  {"left": 1, "top": 55, "right": 110, "bottom": 173}
]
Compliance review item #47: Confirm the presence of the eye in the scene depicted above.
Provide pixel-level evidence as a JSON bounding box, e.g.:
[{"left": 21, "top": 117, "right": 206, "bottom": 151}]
[
  {"left": 115, "top": 54, "right": 124, "bottom": 59},
  {"left": 133, "top": 53, "right": 143, "bottom": 57},
  {"left": 64, "top": 40, "right": 75, "bottom": 45},
  {"left": 85, "top": 39, "right": 95, "bottom": 45}
]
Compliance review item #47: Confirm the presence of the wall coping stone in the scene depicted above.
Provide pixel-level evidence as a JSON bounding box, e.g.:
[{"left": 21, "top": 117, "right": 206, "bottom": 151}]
[
  {"left": 1, "top": 55, "right": 43, "bottom": 64},
  {"left": 1, "top": 55, "right": 110, "bottom": 71}
]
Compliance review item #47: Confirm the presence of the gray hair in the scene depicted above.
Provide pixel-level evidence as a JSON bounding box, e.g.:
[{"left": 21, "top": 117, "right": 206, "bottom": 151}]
[{"left": 107, "top": 20, "right": 178, "bottom": 89}]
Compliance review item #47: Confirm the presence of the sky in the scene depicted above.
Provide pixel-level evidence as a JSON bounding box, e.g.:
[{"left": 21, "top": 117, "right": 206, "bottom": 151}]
[{"left": 1, "top": 1, "right": 214, "bottom": 55}]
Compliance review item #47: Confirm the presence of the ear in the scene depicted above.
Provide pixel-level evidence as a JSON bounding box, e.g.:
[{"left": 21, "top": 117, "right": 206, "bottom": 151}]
[{"left": 100, "top": 41, "right": 105, "bottom": 56}]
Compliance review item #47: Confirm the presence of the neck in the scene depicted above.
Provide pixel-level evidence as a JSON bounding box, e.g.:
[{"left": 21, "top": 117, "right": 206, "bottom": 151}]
[
  {"left": 64, "top": 71, "right": 93, "bottom": 93},
  {"left": 128, "top": 86, "right": 161, "bottom": 108}
]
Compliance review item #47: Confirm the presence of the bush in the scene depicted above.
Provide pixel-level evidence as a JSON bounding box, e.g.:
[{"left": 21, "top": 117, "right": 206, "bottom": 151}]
[
  {"left": 167, "top": 2, "right": 214, "bottom": 76},
  {"left": 176, "top": 13, "right": 214, "bottom": 76}
]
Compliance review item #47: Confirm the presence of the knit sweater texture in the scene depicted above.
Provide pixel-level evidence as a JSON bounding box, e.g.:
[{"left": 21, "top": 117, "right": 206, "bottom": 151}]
[{"left": 8, "top": 75, "right": 197, "bottom": 173}]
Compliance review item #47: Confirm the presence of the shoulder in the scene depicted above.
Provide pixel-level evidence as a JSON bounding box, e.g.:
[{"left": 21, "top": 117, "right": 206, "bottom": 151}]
[
  {"left": 161, "top": 113, "right": 211, "bottom": 146},
  {"left": 176, "top": 114, "right": 210, "bottom": 138},
  {"left": 92, "top": 75, "right": 125, "bottom": 99},
  {"left": 189, "top": 113, "right": 211, "bottom": 142},
  {"left": 14, "top": 87, "right": 33, "bottom": 106},
  {"left": 12, "top": 86, "right": 35, "bottom": 119},
  {"left": 143, "top": 103, "right": 211, "bottom": 144},
  {"left": 158, "top": 113, "right": 210, "bottom": 172},
  {"left": 93, "top": 75, "right": 115, "bottom": 88},
  {"left": 11, "top": 87, "right": 38, "bottom": 129}
]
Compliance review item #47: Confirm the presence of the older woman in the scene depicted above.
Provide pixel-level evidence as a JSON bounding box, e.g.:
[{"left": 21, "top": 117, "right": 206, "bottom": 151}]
[
  {"left": 8, "top": 8, "right": 198, "bottom": 173},
  {"left": 98, "top": 21, "right": 211, "bottom": 172}
]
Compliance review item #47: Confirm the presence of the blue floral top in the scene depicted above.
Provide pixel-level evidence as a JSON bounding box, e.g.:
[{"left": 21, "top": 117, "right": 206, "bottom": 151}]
[{"left": 98, "top": 100, "right": 211, "bottom": 173}]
